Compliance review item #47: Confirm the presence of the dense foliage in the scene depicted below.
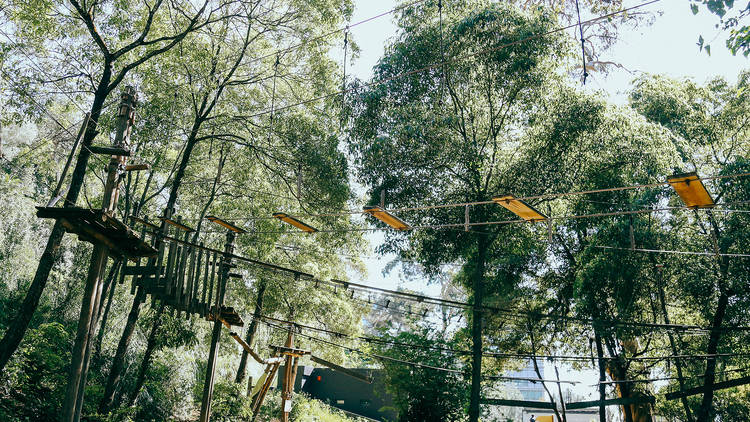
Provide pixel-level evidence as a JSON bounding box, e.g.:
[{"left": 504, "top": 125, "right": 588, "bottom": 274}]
[{"left": 0, "top": 0, "right": 748, "bottom": 421}]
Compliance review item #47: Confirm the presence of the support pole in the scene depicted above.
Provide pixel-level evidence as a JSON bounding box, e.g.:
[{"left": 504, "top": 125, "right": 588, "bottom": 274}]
[
  {"left": 62, "top": 86, "right": 136, "bottom": 422},
  {"left": 280, "top": 330, "right": 295, "bottom": 422},
  {"left": 198, "top": 229, "right": 235, "bottom": 422}
]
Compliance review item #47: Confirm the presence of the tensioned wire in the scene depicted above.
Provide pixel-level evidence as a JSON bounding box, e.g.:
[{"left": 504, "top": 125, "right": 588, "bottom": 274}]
[
  {"left": 233, "top": 0, "right": 663, "bottom": 122},
  {"left": 257, "top": 316, "right": 581, "bottom": 384},
  {"left": 195, "top": 199, "right": 750, "bottom": 235},
  {"left": 254, "top": 315, "right": 750, "bottom": 386},
  {"left": 225, "top": 280, "right": 750, "bottom": 384},
  {"left": 184, "top": 172, "right": 750, "bottom": 224},
  {"left": 142, "top": 228, "right": 750, "bottom": 333},
  {"left": 249, "top": 312, "right": 750, "bottom": 364}
]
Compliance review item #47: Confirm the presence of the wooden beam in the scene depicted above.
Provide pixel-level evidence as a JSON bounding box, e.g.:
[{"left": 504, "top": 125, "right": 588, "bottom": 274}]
[
  {"left": 87, "top": 145, "right": 130, "bottom": 156},
  {"left": 665, "top": 375, "right": 750, "bottom": 401},
  {"left": 124, "top": 163, "right": 150, "bottom": 171},
  {"left": 311, "top": 355, "right": 373, "bottom": 384},
  {"left": 480, "top": 399, "right": 556, "bottom": 409},
  {"left": 566, "top": 396, "right": 655, "bottom": 410},
  {"left": 159, "top": 217, "right": 195, "bottom": 233}
]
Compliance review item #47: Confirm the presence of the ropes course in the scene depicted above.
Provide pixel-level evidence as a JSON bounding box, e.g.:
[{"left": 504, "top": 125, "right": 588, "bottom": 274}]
[{"left": 7, "top": 0, "right": 750, "bottom": 421}]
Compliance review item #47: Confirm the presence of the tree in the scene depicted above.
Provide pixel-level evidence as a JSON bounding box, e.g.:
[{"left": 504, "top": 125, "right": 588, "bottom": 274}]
[
  {"left": 0, "top": 0, "right": 239, "bottom": 374},
  {"left": 349, "top": 3, "right": 566, "bottom": 420},
  {"left": 630, "top": 72, "right": 750, "bottom": 422},
  {"left": 374, "top": 326, "right": 468, "bottom": 422},
  {"left": 690, "top": 0, "right": 750, "bottom": 56}
]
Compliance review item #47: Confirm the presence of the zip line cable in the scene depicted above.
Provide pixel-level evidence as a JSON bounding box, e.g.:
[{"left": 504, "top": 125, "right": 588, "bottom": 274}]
[
  {"left": 234, "top": 0, "right": 662, "bottom": 123},
  {"left": 182, "top": 172, "right": 750, "bottom": 224},
  {"left": 258, "top": 316, "right": 581, "bottom": 384},
  {"left": 149, "top": 227, "right": 750, "bottom": 333},
  {"left": 596, "top": 246, "right": 750, "bottom": 258},
  {"left": 253, "top": 313, "right": 750, "bottom": 363},
  {"left": 136, "top": 227, "right": 750, "bottom": 333},
  {"left": 244, "top": 0, "right": 430, "bottom": 69},
  {"left": 256, "top": 315, "right": 750, "bottom": 385},
  {"left": 595, "top": 367, "right": 750, "bottom": 386}
]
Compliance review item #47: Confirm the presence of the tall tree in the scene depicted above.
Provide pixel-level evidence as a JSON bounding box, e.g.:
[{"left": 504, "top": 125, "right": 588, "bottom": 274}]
[
  {"left": 630, "top": 72, "right": 750, "bottom": 421},
  {"left": 0, "top": 0, "right": 237, "bottom": 373},
  {"left": 349, "top": 3, "right": 564, "bottom": 420}
]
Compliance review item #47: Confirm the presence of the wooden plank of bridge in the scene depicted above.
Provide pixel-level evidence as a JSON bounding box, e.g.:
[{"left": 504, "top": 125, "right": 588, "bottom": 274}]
[
  {"left": 191, "top": 245, "right": 203, "bottom": 315},
  {"left": 206, "top": 251, "right": 217, "bottom": 317}
]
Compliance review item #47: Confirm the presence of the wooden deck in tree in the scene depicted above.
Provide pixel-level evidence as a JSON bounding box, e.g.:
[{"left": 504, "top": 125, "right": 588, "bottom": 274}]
[{"left": 36, "top": 207, "right": 157, "bottom": 259}]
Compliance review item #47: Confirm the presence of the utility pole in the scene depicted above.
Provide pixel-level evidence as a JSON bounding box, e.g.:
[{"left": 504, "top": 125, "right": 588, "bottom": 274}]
[{"left": 62, "top": 86, "right": 137, "bottom": 422}]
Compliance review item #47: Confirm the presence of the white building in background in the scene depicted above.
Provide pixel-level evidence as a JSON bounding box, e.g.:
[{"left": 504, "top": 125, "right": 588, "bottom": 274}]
[
  {"left": 505, "top": 360, "right": 547, "bottom": 401},
  {"left": 500, "top": 360, "right": 601, "bottom": 422}
]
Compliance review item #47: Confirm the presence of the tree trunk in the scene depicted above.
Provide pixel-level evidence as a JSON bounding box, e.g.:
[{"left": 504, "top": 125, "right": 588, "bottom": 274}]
[
  {"left": 235, "top": 279, "right": 267, "bottom": 384},
  {"left": 165, "top": 127, "right": 200, "bottom": 212},
  {"left": 0, "top": 65, "right": 112, "bottom": 373},
  {"left": 93, "top": 260, "right": 122, "bottom": 362},
  {"left": 127, "top": 303, "right": 166, "bottom": 406},
  {"left": 468, "top": 234, "right": 488, "bottom": 422},
  {"left": 594, "top": 329, "right": 606, "bottom": 422},
  {"left": 696, "top": 290, "right": 729, "bottom": 422},
  {"left": 99, "top": 286, "right": 146, "bottom": 413},
  {"left": 656, "top": 270, "right": 694, "bottom": 422},
  {"left": 554, "top": 366, "right": 568, "bottom": 422}
]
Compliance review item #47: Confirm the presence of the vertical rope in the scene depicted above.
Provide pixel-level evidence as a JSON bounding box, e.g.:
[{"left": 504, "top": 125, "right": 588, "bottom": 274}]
[
  {"left": 438, "top": 0, "right": 446, "bottom": 101},
  {"left": 341, "top": 27, "right": 349, "bottom": 131},
  {"left": 574, "top": 0, "right": 588, "bottom": 85},
  {"left": 268, "top": 55, "right": 280, "bottom": 141}
]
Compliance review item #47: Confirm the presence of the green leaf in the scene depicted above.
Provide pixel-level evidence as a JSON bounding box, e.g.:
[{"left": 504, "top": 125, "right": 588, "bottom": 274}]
[{"left": 691, "top": 3, "right": 699, "bottom": 14}]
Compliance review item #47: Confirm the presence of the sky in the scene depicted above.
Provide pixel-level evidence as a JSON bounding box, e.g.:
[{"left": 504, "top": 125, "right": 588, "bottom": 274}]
[{"left": 342, "top": 0, "right": 749, "bottom": 404}]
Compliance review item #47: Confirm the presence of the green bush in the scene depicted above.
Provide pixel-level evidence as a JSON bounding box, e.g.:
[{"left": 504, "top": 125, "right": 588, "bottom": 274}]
[{"left": 0, "top": 322, "right": 71, "bottom": 421}]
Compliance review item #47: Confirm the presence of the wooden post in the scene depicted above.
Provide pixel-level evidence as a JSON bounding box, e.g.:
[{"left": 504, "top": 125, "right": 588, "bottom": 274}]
[
  {"left": 62, "top": 87, "right": 136, "bottom": 422},
  {"left": 280, "top": 330, "right": 295, "bottom": 422},
  {"left": 251, "top": 360, "right": 281, "bottom": 421},
  {"left": 198, "top": 230, "right": 235, "bottom": 422}
]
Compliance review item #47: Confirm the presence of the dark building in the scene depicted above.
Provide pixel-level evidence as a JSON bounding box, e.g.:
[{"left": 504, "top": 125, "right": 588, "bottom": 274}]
[{"left": 278, "top": 366, "right": 397, "bottom": 421}]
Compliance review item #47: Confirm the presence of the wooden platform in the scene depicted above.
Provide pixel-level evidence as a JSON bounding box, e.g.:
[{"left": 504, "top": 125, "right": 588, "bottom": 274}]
[
  {"left": 208, "top": 306, "right": 245, "bottom": 326},
  {"left": 37, "top": 207, "right": 156, "bottom": 259}
]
